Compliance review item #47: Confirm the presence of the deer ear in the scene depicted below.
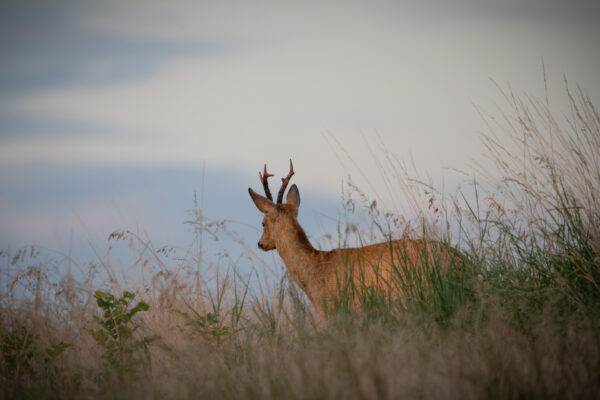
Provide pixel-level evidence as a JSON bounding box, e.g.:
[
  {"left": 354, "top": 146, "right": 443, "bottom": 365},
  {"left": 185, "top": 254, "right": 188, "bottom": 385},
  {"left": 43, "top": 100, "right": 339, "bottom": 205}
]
[
  {"left": 249, "top": 188, "right": 275, "bottom": 214},
  {"left": 286, "top": 184, "right": 301, "bottom": 211}
]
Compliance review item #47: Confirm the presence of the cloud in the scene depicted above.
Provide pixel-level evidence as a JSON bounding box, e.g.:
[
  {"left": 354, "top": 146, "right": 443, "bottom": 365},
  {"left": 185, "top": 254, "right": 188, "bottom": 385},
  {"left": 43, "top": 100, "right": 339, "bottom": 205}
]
[
  {"left": 1, "top": 0, "right": 599, "bottom": 203},
  {"left": 1, "top": 0, "right": 600, "bottom": 263},
  {"left": 0, "top": 1, "right": 231, "bottom": 95}
]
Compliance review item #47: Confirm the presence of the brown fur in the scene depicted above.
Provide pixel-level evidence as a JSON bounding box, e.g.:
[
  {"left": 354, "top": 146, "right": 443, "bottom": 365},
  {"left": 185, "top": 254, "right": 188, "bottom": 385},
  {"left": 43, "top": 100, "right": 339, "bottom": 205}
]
[{"left": 249, "top": 184, "right": 463, "bottom": 315}]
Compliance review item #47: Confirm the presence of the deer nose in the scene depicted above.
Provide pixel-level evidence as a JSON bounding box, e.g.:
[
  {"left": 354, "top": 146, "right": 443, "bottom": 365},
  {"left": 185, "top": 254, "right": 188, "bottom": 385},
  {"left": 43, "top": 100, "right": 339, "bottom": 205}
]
[{"left": 257, "top": 241, "right": 263, "bottom": 249}]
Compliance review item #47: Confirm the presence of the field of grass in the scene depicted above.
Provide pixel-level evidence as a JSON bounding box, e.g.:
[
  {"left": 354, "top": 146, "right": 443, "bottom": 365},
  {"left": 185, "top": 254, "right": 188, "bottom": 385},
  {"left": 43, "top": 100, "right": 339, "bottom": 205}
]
[{"left": 1, "top": 84, "right": 599, "bottom": 399}]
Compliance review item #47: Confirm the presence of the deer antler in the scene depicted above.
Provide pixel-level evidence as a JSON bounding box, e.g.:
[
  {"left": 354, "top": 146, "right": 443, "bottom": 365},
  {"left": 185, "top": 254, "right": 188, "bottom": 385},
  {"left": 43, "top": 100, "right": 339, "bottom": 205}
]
[
  {"left": 277, "top": 159, "right": 295, "bottom": 204},
  {"left": 259, "top": 164, "right": 274, "bottom": 201}
]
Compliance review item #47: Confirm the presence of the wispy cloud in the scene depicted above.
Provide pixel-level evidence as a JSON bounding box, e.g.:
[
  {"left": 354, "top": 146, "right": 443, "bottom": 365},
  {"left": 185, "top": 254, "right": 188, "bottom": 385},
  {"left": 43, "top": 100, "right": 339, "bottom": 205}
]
[
  {"left": 1, "top": 0, "right": 599, "bottom": 255},
  {"left": 0, "top": 1, "right": 231, "bottom": 95}
]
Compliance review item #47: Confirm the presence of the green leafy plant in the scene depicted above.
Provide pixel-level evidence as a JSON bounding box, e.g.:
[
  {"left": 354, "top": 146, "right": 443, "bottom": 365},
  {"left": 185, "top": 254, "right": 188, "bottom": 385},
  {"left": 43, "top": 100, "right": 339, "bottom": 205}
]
[
  {"left": 88, "top": 290, "right": 155, "bottom": 377},
  {"left": 174, "top": 309, "right": 230, "bottom": 344},
  {"left": 1, "top": 332, "right": 71, "bottom": 398}
]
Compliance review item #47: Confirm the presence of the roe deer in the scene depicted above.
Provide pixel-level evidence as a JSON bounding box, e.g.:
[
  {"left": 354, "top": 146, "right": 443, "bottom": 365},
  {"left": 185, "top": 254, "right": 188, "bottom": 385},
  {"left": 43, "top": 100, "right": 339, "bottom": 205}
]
[{"left": 249, "top": 160, "right": 464, "bottom": 315}]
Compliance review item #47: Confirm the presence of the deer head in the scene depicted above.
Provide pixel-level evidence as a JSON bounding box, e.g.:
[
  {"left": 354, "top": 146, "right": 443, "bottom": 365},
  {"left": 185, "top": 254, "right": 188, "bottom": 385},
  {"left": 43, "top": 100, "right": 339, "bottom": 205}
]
[{"left": 248, "top": 159, "right": 300, "bottom": 251}]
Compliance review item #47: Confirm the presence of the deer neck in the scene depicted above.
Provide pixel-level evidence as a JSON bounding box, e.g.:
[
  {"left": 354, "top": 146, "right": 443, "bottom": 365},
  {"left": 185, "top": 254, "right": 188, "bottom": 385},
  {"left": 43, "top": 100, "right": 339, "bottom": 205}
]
[{"left": 275, "top": 217, "right": 320, "bottom": 283}]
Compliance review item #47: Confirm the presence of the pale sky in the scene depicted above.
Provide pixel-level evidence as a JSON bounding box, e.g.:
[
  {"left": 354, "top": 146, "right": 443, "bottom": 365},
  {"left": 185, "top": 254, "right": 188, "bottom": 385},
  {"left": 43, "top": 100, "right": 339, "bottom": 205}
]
[{"left": 1, "top": 0, "right": 599, "bottom": 261}]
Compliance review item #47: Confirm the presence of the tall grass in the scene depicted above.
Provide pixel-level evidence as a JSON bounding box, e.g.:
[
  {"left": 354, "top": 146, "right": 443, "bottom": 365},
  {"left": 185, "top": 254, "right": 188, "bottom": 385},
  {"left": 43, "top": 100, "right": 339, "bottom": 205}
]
[
  {"left": 1, "top": 81, "right": 599, "bottom": 399},
  {"left": 477, "top": 82, "right": 600, "bottom": 309}
]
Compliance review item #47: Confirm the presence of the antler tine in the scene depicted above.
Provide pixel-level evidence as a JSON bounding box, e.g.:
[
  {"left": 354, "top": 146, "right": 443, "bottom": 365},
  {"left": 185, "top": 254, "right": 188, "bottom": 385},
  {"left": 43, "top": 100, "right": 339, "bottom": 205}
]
[
  {"left": 276, "top": 159, "right": 295, "bottom": 204},
  {"left": 259, "top": 164, "right": 274, "bottom": 201}
]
